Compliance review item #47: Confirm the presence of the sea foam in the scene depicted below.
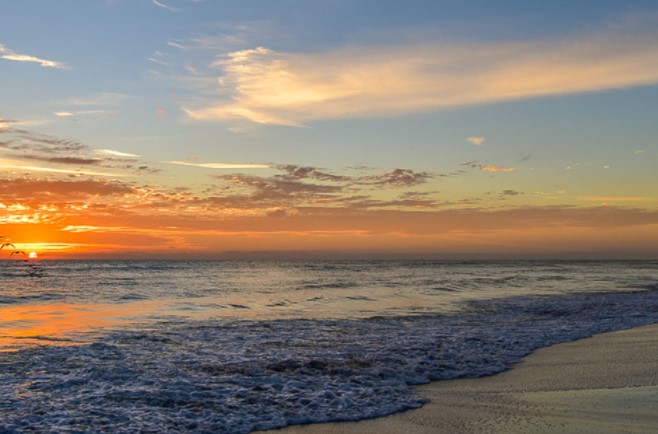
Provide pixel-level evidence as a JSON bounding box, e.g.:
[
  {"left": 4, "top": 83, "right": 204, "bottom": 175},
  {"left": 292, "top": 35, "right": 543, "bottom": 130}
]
[{"left": 1, "top": 287, "right": 657, "bottom": 433}]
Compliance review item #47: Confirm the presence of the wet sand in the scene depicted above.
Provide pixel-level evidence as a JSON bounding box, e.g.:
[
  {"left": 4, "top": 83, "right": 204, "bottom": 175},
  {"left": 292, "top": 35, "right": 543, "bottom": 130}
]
[{"left": 266, "top": 323, "right": 658, "bottom": 433}]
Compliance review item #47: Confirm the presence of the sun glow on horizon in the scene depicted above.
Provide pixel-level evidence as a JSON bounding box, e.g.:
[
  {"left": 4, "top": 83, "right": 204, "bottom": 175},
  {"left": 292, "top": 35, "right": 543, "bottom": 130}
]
[{"left": 1, "top": 2, "right": 657, "bottom": 260}]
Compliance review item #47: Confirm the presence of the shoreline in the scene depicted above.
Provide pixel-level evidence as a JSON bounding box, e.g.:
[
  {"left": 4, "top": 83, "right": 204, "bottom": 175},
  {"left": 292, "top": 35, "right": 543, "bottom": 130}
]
[{"left": 265, "top": 323, "right": 658, "bottom": 433}]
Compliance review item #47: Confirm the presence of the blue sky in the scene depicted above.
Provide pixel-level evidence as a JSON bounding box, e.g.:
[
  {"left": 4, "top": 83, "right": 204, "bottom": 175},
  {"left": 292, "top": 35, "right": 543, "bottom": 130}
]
[{"left": 1, "top": 0, "right": 657, "bottom": 258}]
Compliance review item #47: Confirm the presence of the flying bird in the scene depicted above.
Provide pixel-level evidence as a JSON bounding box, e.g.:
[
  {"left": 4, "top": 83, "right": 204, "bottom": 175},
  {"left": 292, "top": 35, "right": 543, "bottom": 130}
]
[
  {"left": 1, "top": 243, "right": 16, "bottom": 250},
  {"left": 10, "top": 250, "right": 26, "bottom": 256}
]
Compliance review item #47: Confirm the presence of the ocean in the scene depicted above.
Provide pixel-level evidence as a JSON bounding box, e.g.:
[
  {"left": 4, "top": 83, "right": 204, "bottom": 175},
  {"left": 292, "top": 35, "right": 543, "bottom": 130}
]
[{"left": 0, "top": 260, "right": 657, "bottom": 432}]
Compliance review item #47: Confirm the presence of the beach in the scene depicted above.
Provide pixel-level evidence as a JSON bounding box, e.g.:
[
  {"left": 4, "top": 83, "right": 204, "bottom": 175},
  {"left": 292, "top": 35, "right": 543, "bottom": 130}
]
[{"left": 270, "top": 323, "right": 658, "bottom": 433}]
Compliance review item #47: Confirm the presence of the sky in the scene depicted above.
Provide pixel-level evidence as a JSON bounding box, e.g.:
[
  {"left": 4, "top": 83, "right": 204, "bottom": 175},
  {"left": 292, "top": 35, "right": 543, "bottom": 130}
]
[{"left": 1, "top": 0, "right": 657, "bottom": 259}]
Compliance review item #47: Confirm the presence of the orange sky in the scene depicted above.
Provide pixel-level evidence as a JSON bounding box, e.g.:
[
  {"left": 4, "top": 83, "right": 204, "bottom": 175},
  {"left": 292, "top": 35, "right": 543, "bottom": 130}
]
[
  {"left": 0, "top": 125, "right": 657, "bottom": 259},
  {"left": 2, "top": 2, "right": 658, "bottom": 259},
  {"left": 2, "top": 191, "right": 658, "bottom": 259}
]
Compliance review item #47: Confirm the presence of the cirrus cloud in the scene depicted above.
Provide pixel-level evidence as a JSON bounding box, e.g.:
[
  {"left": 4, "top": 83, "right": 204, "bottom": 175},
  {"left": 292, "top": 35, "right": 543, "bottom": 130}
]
[
  {"left": 181, "top": 17, "right": 658, "bottom": 126},
  {"left": 164, "top": 160, "right": 271, "bottom": 169},
  {"left": 95, "top": 149, "right": 141, "bottom": 158},
  {"left": 0, "top": 43, "right": 67, "bottom": 69},
  {"left": 0, "top": 158, "right": 133, "bottom": 177}
]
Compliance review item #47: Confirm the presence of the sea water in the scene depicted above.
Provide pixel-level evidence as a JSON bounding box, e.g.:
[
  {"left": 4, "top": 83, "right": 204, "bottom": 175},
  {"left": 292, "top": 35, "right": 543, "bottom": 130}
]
[{"left": 0, "top": 260, "right": 657, "bottom": 432}]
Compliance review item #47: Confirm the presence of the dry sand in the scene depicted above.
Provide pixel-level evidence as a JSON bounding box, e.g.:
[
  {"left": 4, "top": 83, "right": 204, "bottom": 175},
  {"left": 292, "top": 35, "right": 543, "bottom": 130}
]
[{"left": 265, "top": 323, "right": 658, "bottom": 433}]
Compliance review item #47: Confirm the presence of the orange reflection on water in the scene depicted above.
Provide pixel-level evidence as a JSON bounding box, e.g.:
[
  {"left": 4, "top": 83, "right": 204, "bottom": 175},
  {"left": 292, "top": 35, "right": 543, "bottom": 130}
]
[{"left": 0, "top": 301, "right": 162, "bottom": 351}]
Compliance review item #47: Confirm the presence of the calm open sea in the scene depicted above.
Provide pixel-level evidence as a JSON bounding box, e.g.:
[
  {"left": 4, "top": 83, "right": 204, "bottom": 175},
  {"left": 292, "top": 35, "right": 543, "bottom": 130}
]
[{"left": 1, "top": 260, "right": 657, "bottom": 432}]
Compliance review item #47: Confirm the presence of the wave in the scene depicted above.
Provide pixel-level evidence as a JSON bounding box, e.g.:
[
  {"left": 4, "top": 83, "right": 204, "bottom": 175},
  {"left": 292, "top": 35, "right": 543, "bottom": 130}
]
[
  {"left": 302, "top": 281, "right": 359, "bottom": 290},
  {"left": 0, "top": 292, "right": 65, "bottom": 304},
  {"left": 1, "top": 287, "right": 657, "bottom": 433}
]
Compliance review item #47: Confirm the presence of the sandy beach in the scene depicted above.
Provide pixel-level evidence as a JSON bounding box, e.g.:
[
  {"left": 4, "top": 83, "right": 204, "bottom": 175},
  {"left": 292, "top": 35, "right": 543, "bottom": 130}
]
[{"left": 267, "top": 323, "right": 658, "bottom": 434}]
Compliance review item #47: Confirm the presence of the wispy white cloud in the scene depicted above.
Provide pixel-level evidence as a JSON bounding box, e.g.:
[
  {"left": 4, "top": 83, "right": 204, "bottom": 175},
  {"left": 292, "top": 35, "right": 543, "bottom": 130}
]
[
  {"left": 65, "top": 92, "right": 129, "bottom": 107},
  {"left": 167, "top": 41, "right": 188, "bottom": 50},
  {"left": 95, "top": 149, "right": 141, "bottom": 158},
  {"left": 0, "top": 158, "right": 133, "bottom": 177},
  {"left": 152, "top": 0, "right": 178, "bottom": 12},
  {"left": 149, "top": 58, "right": 170, "bottom": 67},
  {"left": 164, "top": 160, "right": 271, "bottom": 169},
  {"left": 52, "top": 93, "right": 127, "bottom": 121},
  {"left": 0, "top": 117, "right": 51, "bottom": 129},
  {"left": 182, "top": 18, "right": 658, "bottom": 126},
  {"left": 54, "top": 110, "right": 116, "bottom": 118},
  {"left": 466, "top": 136, "right": 486, "bottom": 146},
  {"left": 0, "top": 43, "right": 67, "bottom": 69}
]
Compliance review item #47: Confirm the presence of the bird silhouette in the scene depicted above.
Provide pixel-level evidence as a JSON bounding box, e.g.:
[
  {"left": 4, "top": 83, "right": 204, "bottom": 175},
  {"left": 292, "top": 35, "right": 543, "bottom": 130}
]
[
  {"left": 10, "top": 250, "right": 26, "bottom": 257},
  {"left": 0, "top": 243, "right": 16, "bottom": 250}
]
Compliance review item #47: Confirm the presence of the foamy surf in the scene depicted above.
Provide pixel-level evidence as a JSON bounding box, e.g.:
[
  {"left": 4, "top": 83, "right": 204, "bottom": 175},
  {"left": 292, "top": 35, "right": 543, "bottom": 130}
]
[{"left": 1, "top": 282, "right": 657, "bottom": 433}]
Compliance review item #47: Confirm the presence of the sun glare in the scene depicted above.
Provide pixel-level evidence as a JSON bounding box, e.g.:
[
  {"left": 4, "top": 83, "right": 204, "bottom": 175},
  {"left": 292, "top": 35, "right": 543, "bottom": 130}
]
[{"left": 28, "top": 252, "right": 38, "bottom": 259}]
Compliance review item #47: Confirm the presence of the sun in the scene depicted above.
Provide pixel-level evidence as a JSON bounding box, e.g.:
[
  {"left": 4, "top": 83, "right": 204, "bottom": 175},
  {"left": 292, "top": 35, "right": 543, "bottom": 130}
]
[{"left": 28, "top": 252, "right": 38, "bottom": 259}]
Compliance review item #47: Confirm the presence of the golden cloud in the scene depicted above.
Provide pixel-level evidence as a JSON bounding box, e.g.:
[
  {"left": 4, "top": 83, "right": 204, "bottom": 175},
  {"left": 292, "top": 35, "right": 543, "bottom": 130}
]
[{"left": 183, "top": 19, "right": 658, "bottom": 125}]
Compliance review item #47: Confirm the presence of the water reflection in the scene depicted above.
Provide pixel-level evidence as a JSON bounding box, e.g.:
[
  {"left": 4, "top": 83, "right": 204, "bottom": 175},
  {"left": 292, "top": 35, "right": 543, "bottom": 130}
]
[
  {"left": 4, "top": 260, "right": 650, "bottom": 352},
  {"left": 0, "top": 302, "right": 161, "bottom": 351},
  {"left": 0, "top": 290, "right": 457, "bottom": 351}
]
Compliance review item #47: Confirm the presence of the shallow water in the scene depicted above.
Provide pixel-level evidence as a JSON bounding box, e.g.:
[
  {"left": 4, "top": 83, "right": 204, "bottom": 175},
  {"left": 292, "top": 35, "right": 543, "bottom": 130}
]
[{"left": 0, "top": 260, "right": 657, "bottom": 432}]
